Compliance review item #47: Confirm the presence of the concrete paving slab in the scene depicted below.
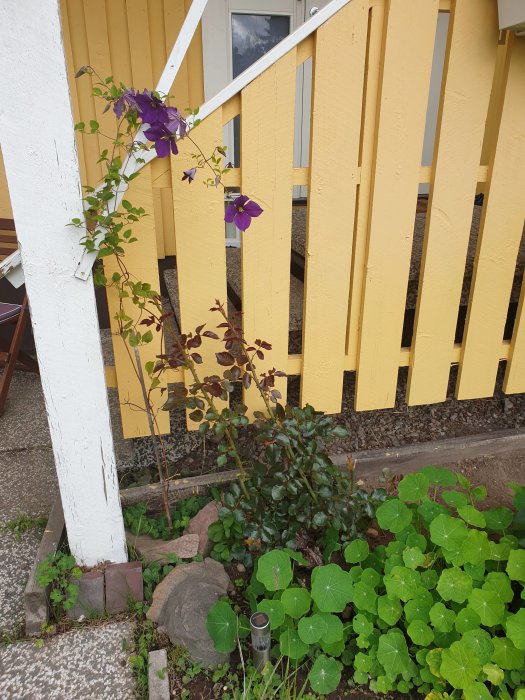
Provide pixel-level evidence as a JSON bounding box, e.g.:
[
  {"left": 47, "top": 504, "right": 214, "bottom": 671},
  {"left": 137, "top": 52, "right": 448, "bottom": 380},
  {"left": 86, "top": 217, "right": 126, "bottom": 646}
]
[
  {"left": 0, "top": 448, "right": 58, "bottom": 523},
  {"left": 0, "top": 373, "right": 50, "bottom": 452},
  {"left": 0, "top": 529, "right": 42, "bottom": 637},
  {"left": 0, "top": 620, "right": 136, "bottom": 699}
]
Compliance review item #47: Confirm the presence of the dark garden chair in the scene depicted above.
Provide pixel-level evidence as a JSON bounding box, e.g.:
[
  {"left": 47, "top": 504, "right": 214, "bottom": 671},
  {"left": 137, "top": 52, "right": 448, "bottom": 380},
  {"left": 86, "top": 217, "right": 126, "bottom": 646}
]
[{"left": 0, "top": 295, "right": 39, "bottom": 416}]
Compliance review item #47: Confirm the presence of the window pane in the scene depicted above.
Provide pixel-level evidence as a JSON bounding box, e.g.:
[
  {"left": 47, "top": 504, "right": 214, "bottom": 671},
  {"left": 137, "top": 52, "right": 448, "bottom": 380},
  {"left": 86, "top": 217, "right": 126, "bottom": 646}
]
[{"left": 231, "top": 14, "right": 290, "bottom": 166}]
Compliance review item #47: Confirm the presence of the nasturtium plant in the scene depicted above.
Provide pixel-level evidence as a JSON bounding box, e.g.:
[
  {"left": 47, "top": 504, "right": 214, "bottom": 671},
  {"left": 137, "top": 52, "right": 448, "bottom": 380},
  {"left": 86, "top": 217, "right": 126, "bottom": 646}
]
[{"left": 206, "top": 468, "right": 525, "bottom": 697}]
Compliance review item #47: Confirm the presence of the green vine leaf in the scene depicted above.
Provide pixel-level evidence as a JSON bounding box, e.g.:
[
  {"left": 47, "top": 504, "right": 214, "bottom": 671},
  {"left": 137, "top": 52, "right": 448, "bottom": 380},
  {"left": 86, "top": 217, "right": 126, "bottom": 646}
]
[
  {"left": 461, "top": 629, "right": 494, "bottom": 665},
  {"left": 467, "top": 589, "right": 504, "bottom": 627},
  {"left": 279, "top": 628, "right": 308, "bottom": 661},
  {"left": 256, "top": 599, "right": 285, "bottom": 630},
  {"left": 463, "top": 682, "right": 494, "bottom": 700},
  {"left": 505, "top": 609, "right": 525, "bottom": 650},
  {"left": 407, "top": 620, "right": 434, "bottom": 646},
  {"left": 490, "top": 637, "right": 524, "bottom": 670},
  {"left": 377, "top": 595, "right": 402, "bottom": 626},
  {"left": 457, "top": 505, "right": 486, "bottom": 528},
  {"left": 344, "top": 539, "right": 369, "bottom": 564},
  {"left": 429, "top": 514, "right": 468, "bottom": 550},
  {"left": 507, "top": 549, "right": 525, "bottom": 581},
  {"left": 437, "top": 567, "right": 473, "bottom": 604},
  {"left": 429, "top": 602, "right": 455, "bottom": 632},
  {"left": 421, "top": 466, "right": 457, "bottom": 487}
]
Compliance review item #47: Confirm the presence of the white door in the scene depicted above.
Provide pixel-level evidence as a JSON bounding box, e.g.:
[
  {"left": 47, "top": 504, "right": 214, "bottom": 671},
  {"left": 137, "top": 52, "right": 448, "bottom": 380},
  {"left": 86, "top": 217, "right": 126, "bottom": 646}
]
[{"left": 202, "top": 0, "right": 328, "bottom": 220}]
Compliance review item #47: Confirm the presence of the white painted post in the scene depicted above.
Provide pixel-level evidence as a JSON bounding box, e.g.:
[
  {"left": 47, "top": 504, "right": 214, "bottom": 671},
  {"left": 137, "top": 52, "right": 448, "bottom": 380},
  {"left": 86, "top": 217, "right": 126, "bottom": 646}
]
[{"left": 0, "top": 0, "right": 127, "bottom": 566}]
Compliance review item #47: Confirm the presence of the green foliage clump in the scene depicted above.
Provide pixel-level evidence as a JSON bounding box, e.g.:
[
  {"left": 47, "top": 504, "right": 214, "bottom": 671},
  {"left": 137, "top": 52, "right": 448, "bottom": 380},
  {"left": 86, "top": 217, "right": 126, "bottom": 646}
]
[
  {"left": 207, "top": 468, "right": 525, "bottom": 697},
  {"left": 124, "top": 495, "right": 211, "bottom": 540},
  {"left": 36, "top": 550, "right": 82, "bottom": 616},
  {"left": 208, "top": 404, "right": 386, "bottom": 565}
]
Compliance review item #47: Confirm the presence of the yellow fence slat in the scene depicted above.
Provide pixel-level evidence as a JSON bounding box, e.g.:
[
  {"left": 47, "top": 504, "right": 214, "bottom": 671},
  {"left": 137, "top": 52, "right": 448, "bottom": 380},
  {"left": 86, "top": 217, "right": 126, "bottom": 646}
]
[
  {"left": 241, "top": 52, "right": 297, "bottom": 415},
  {"left": 0, "top": 149, "right": 13, "bottom": 219},
  {"left": 172, "top": 109, "right": 228, "bottom": 427},
  {"left": 458, "top": 36, "right": 525, "bottom": 397},
  {"left": 346, "top": 2, "right": 385, "bottom": 368},
  {"left": 106, "top": 0, "right": 132, "bottom": 83},
  {"left": 301, "top": 1, "right": 368, "bottom": 412},
  {"left": 356, "top": 0, "right": 439, "bottom": 410},
  {"left": 65, "top": 0, "right": 103, "bottom": 186},
  {"left": 102, "top": 0, "right": 168, "bottom": 438},
  {"left": 408, "top": 0, "right": 499, "bottom": 405}
]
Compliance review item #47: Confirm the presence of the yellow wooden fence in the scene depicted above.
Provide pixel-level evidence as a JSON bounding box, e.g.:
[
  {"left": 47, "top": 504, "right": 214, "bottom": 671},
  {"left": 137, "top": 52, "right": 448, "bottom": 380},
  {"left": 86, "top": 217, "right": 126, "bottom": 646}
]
[{"left": 2, "top": 0, "right": 525, "bottom": 440}]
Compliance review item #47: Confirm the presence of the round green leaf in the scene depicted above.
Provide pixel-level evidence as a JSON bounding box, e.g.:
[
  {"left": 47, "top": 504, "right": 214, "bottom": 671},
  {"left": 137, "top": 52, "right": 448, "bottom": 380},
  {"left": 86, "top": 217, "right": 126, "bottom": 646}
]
[
  {"left": 257, "top": 599, "right": 285, "bottom": 630},
  {"left": 461, "top": 529, "right": 491, "bottom": 566},
  {"left": 455, "top": 607, "right": 481, "bottom": 633},
  {"left": 418, "top": 499, "right": 450, "bottom": 526},
  {"left": 403, "top": 546, "right": 426, "bottom": 570},
  {"left": 484, "top": 507, "right": 513, "bottom": 532},
  {"left": 461, "top": 629, "right": 494, "bottom": 665},
  {"left": 404, "top": 595, "right": 432, "bottom": 623},
  {"left": 440, "top": 641, "right": 481, "bottom": 689},
  {"left": 354, "top": 651, "right": 373, "bottom": 672},
  {"left": 506, "top": 609, "right": 525, "bottom": 651},
  {"left": 344, "top": 539, "right": 369, "bottom": 564},
  {"left": 281, "top": 587, "right": 311, "bottom": 619},
  {"left": 297, "top": 614, "right": 327, "bottom": 645},
  {"left": 481, "top": 663, "right": 504, "bottom": 685},
  {"left": 279, "top": 628, "right": 308, "bottom": 660},
  {"left": 206, "top": 601, "right": 238, "bottom": 653},
  {"left": 308, "top": 654, "right": 342, "bottom": 695},
  {"left": 507, "top": 549, "right": 525, "bottom": 581},
  {"left": 430, "top": 515, "right": 468, "bottom": 550},
  {"left": 420, "top": 569, "right": 439, "bottom": 590},
  {"left": 429, "top": 601, "right": 455, "bottom": 633},
  {"left": 483, "top": 571, "right": 514, "bottom": 604},
  {"left": 319, "top": 612, "right": 344, "bottom": 644},
  {"left": 467, "top": 589, "right": 504, "bottom": 627},
  {"left": 376, "top": 499, "right": 413, "bottom": 534},
  {"left": 256, "top": 550, "right": 292, "bottom": 591},
  {"left": 377, "top": 630, "right": 410, "bottom": 678},
  {"left": 360, "top": 567, "right": 381, "bottom": 589},
  {"left": 407, "top": 620, "right": 434, "bottom": 646},
  {"left": 311, "top": 564, "right": 353, "bottom": 613},
  {"left": 457, "top": 505, "right": 486, "bottom": 528},
  {"left": 398, "top": 472, "right": 429, "bottom": 502},
  {"left": 442, "top": 490, "right": 469, "bottom": 507},
  {"left": 463, "top": 682, "right": 493, "bottom": 700},
  {"left": 491, "top": 637, "right": 524, "bottom": 670},
  {"left": 437, "top": 567, "right": 473, "bottom": 604},
  {"left": 321, "top": 638, "right": 344, "bottom": 657},
  {"left": 421, "top": 466, "right": 457, "bottom": 487},
  {"left": 353, "top": 613, "right": 373, "bottom": 637},
  {"left": 377, "top": 595, "right": 402, "bottom": 626},
  {"left": 384, "top": 566, "right": 421, "bottom": 602},
  {"left": 352, "top": 581, "right": 377, "bottom": 613}
]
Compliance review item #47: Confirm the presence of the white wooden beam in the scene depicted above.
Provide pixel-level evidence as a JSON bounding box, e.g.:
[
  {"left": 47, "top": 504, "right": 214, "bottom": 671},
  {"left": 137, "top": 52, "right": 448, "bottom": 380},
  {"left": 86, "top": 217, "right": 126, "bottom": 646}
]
[{"left": 0, "top": 0, "right": 127, "bottom": 566}]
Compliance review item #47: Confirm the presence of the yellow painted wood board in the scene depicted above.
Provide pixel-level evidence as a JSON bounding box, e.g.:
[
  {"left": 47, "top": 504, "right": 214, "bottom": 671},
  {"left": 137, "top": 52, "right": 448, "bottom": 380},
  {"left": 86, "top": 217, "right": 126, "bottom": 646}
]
[
  {"left": 64, "top": 0, "right": 103, "bottom": 186},
  {"left": 241, "top": 52, "right": 297, "bottom": 415},
  {"left": 301, "top": 0, "right": 368, "bottom": 412},
  {"left": 346, "top": 1, "right": 385, "bottom": 368},
  {"left": 355, "top": 0, "right": 439, "bottom": 411},
  {"left": 105, "top": 0, "right": 132, "bottom": 85},
  {"left": 171, "top": 109, "right": 228, "bottom": 428},
  {"left": 408, "top": 0, "right": 499, "bottom": 405},
  {"left": 160, "top": 187, "right": 176, "bottom": 256},
  {"left": 0, "top": 149, "right": 13, "bottom": 219},
  {"left": 104, "top": 167, "right": 169, "bottom": 437},
  {"left": 458, "top": 36, "right": 525, "bottom": 397}
]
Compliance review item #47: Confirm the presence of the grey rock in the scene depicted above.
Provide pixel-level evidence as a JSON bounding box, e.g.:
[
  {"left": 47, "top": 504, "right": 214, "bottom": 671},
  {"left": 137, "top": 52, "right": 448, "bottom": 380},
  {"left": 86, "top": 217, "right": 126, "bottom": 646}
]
[
  {"left": 147, "top": 558, "right": 231, "bottom": 667},
  {"left": 67, "top": 571, "right": 105, "bottom": 620},
  {"left": 184, "top": 501, "right": 220, "bottom": 556}
]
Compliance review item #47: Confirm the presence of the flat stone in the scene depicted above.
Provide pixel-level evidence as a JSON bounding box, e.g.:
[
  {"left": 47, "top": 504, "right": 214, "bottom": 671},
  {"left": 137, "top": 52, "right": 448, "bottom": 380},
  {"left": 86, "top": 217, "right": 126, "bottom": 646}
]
[
  {"left": 184, "top": 501, "right": 220, "bottom": 556},
  {"left": 126, "top": 531, "right": 199, "bottom": 564},
  {"left": 0, "top": 620, "right": 136, "bottom": 699},
  {"left": 148, "top": 649, "right": 170, "bottom": 700},
  {"left": 105, "top": 561, "right": 143, "bottom": 613},
  {"left": 147, "top": 558, "right": 231, "bottom": 667},
  {"left": 67, "top": 571, "right": 105, "bottom": 620}
]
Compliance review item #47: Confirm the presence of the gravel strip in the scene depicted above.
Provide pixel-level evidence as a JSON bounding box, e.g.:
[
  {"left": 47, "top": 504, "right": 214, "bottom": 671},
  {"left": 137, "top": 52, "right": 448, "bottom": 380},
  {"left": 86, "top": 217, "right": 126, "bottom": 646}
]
[{"left": 0, "top": 621, "right": 136, "bottom": 700}]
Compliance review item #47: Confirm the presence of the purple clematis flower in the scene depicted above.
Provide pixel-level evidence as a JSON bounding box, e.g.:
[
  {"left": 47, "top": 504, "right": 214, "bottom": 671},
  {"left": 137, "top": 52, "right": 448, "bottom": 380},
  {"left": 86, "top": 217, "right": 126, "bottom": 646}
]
[
  {"left": 144, "top": 124, "right": 179, "bottom": 158},
  {"left": 224, "top": 195, "right": 263, "bottom": 231},
  {"left": 113, "top": 88, "right": 139, "bottom": 119},
  {"left": 134, "top": 89, "right": 168, "bottom": 125},
  {"left": 165, "top": 107, "right": 188, "bottom": 138},
  {"left": 182, "top": 168, "right": 197, "bottom": 183}
]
